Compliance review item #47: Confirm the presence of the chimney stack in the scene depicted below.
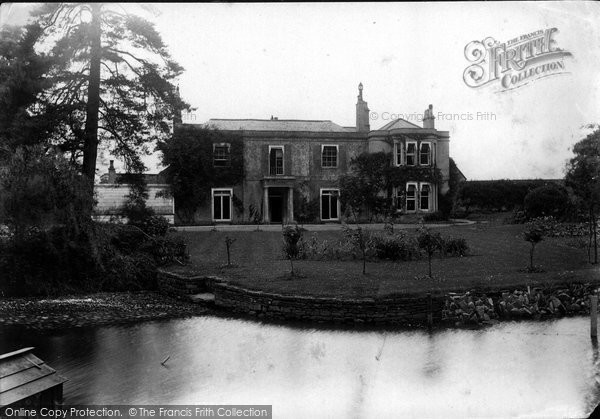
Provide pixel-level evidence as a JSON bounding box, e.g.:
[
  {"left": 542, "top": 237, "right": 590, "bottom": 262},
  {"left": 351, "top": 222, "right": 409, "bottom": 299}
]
[
  {"left": 423, "top": 104, "right": 435, "bottom": 129},
  {"left": 356, "top": 82, "right": 370, "bottom": 133},
  {"left": 108, "top": 160, "right": 117, "bottom": 183}
]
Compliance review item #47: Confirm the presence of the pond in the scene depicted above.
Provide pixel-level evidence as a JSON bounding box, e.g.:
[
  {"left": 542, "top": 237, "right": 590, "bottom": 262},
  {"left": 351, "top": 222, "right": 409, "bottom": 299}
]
[{"left": 2, "top": 316, "right": 599, "bottom": 418}]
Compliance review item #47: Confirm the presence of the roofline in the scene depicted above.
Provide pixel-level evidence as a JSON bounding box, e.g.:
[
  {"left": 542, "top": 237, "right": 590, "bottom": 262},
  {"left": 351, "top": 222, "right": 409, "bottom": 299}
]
[
  {"left": 209, "top": 129, "right": 367, "bottom": 139},
  {"left": 206, "top": 118, "right": 339, "bottom": 123},
  {"left": 0, "top": 347, "right": 34, "bottom": 361}
]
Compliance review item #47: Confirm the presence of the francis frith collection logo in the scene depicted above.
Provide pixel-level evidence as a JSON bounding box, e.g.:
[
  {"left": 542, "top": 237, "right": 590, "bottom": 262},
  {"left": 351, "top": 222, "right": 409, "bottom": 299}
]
[{"left": 463, "top": 28, "right": 573, "bottom": 92}]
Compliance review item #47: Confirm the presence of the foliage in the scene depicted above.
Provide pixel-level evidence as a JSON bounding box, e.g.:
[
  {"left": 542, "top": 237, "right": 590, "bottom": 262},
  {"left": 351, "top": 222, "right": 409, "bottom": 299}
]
[
  {"left": 0, "top": 145, "right": 94, "bottom": 239},
  {"left": 294, "top": 187, "right": 319, "bottom": 224},
  {"left": 28, "top": 3, "right": 187, "bottom": 198},
  {"left": 339, "top": 151, "right": 442, "bottom": 219},
  {"left": 565, "top": 124, "right": 600, "bottom": 264},
  {"left": 422, "top": 211, "right": 448, "bottom": 222},
  {"left": 157, "top": 127, "right": 244, "bottom": 223},
  {"left": 440, "top": 236, "right": 469, "bottom": 257},
  {"left": 371, "top": 231, "right": 421, "bottom": 261},
  {"left": 0, "top": 24, "right": 58, "bottom": 161},
  {"left": 456, "top": 179, "right": 553, "bottom": 212},
  {"left": 523, "top": 219, "right": 546, "bottom": 270},
  {"left": 282, "top": 225, "right": 303, "bottom": 276},
  {"left": 342, "top": 223, "right": 372, "bottom": 274},
  {"left": 523, "top": 184, "right": 569, "bottom": 220},
  {"left": 417, "top": 226, "right": 443, "bottom": 277}
]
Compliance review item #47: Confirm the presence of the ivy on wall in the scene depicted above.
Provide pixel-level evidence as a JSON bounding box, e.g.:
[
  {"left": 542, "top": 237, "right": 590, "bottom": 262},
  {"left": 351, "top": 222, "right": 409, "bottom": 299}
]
[
  {"left": 157, "top": 126, "right": 244, "bottom": 223},
  {"left": 339, "top": 151, "right": 442, "bottom": 218}
]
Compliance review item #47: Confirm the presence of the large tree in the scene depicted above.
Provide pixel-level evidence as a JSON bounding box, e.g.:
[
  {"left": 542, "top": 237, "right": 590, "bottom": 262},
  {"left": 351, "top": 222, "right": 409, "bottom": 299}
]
[
  {"left": 0, "top": 23, "right": 59, "bottom": 161},
  {"left": 30, "top": 3, "right": 187, "bottom": 194},
  {"left": 565, "top": 124, "right": 600, "bottom": 264}
]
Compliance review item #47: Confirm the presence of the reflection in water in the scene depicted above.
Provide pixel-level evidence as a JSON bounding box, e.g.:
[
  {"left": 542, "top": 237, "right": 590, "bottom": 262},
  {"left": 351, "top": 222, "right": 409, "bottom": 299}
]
[{"left": 1, "top": 316, "right": 599, "bottom": 418}]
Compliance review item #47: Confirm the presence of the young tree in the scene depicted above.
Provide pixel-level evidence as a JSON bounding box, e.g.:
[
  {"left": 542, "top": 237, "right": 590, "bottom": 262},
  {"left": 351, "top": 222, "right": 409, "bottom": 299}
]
[
  {"left": 565, "top": 125, "right": 600, "bottom": 264},
  {"left": 523, "top": 222, "right": 544, "bottom": 270},
  {"left": 282, "top": 225, "right": 303, "bottom": 276},
  {"left": 417, "top": 226, "right": 443, "bottom": 278},
  {"left": 343, "top": 224, "right": 370, "bottom": 275},
  {"left": 30, "top": 3, "right": 187, "bottom": 200}
]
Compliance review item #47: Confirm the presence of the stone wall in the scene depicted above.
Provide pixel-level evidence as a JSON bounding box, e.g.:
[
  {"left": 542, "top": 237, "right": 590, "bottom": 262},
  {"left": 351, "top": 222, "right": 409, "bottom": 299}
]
[{"left": 212, "top": 282, "right": 443, "bottom": 326}]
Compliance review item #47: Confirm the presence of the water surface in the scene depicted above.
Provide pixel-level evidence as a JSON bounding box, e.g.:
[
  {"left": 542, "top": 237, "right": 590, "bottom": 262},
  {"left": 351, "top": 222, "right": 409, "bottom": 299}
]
[{"left": 2, "top": 316, "right": 599, "bottom": 418}]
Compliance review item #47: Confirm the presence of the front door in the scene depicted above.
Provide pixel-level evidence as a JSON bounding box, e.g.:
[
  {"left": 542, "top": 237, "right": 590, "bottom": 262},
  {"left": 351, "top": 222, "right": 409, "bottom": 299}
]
[{"left": 268, "top": 189, "right": 284, "bottom": 223}]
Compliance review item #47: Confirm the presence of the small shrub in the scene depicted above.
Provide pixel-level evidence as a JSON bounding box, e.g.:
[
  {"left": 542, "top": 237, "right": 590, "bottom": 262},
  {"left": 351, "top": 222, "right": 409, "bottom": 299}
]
[
  {"left": 371, "top": 232, "right": 420, "bottom": 261},
  {"left": 283, "top": 225, "right": 303, "bottom": 275},
  {"left": 441, "top": 236, "right": 469, "bottom": 257},
  {"left": 422, "top": 211, "right": 448, "bottom": 222}
]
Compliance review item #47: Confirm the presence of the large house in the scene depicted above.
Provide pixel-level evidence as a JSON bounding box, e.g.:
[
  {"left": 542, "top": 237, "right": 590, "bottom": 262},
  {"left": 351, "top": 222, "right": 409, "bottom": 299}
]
[{"left": 174, "top": 84, "right": 451, "bottom": 224}]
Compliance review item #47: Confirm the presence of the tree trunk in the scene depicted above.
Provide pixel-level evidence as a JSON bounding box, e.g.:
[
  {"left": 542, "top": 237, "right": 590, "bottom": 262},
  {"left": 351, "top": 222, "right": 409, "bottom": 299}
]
[
  {"left": 362, "top": 249, "right": 366, "bottom": 275},
  {"left": 81, "top": 3, "right": 102, "bottom": 203},
  {"left": 594, "top": 206, "right": 598, "bottom": 264},
  {"left": 428, "top": 253, "right": 432, "bottom": 278},
  {"left": 530, "top": 244, "right": 534, "bottom": 269}
]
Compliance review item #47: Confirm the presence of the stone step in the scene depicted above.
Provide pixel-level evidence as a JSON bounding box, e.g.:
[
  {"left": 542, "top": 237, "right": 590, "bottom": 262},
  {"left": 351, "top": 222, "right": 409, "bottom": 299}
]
[{"left": 189, "top": 293, "right": 215, "bottom": 305}]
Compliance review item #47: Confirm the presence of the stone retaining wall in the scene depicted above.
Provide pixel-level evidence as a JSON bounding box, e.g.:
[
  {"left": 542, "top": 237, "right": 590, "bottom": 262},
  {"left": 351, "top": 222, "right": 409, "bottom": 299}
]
[
  {"left": 212, "top": 282, "right": 443, "bottom": 325},
  {"left": 157, "top": 270, "right": 207, "bottom": 298}
]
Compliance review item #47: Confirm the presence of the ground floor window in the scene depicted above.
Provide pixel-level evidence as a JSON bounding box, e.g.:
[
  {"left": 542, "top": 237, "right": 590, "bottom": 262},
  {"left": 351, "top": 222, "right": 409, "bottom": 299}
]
[
  {"left": 212, "top": 188, "right": 232, "bottom": 221},
  {"left": 406, "top": 183, "right": 417, "bottom": 212},
  {"left": 402, "top": 182, "right": 433, "bottom": 212},
  {"left": 420, "top": 183, "right": 431, "bottom": 211},
  {"left": 321, "top": 189, "right": 339, "bottom": 221}
]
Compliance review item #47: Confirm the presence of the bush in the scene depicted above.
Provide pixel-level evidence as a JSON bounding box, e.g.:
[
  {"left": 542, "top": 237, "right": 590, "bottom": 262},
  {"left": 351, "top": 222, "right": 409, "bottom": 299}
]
[
  {"left": 422, "top": 211, "right": 448, "bottom": 222},
  {"left": 524, "top": 184, "right": 569, "bottom": 220},
  {"left": 371, "top": 232, "right": 420, "bottom": 261},
  {"left": 440, "top": 236, "right": 469, "bottom": 257}
]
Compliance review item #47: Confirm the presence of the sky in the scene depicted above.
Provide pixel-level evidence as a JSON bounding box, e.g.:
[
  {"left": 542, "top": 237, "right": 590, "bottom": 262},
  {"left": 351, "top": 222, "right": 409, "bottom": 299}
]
[{"left": 2, "top": 2, "right": 600, "bottom": 180}]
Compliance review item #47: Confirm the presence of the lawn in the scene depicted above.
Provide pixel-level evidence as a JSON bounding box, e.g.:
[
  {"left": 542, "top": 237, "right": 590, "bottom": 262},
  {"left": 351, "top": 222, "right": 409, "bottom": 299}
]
[{"left": 172, "top": 223, "right": 599, "bottom": 298}]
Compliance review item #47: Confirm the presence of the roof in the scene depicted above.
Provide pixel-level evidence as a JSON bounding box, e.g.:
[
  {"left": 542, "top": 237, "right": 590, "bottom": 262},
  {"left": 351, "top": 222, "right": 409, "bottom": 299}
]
[
  {"left": 204, "top": 119, "right": 355, "bottom": 132},
  {"left": 378, "top": 118, "right": 423, "bottom": 130},
  {"left": 0, "top": 347, "right": 67, "bottom": 406}
]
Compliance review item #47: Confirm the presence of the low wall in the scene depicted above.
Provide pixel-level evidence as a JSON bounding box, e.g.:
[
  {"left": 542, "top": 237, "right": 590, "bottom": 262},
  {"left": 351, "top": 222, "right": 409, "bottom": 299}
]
[{"left": 212, "top": 282, "right": 443, "bottom": 325}]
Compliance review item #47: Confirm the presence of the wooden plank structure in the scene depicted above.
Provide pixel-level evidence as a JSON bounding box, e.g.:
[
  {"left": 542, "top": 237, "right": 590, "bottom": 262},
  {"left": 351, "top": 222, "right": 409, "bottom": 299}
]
[{"left": 0, "top": 347, "right": 67, "bottom": 408}]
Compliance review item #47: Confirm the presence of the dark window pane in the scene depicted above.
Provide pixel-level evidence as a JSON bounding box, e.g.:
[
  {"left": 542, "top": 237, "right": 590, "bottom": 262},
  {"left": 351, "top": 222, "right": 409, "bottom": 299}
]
[
  {"left": 331, "top": 194, "right": 338, "bottom": 219},
  {"left": 222, "top": 194, "right": 231, "bottom": 219},
  {"left": 321, "top": 195, "right": 330, "bottom": 219},
  {"left": 420, "top": 143, "right": 430, "bottom": 165},
  {"left": 214, "top": 195, "right": 222, "bottom": 220},
  {"left": 322, "top": 146, "right": 338, "bottom": 167}
]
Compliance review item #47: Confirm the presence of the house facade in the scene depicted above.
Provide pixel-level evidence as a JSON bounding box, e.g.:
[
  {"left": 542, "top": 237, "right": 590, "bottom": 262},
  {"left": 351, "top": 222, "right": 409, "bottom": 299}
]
[{"left": 175, "top": 84, "right": 450, "bottom": 224}]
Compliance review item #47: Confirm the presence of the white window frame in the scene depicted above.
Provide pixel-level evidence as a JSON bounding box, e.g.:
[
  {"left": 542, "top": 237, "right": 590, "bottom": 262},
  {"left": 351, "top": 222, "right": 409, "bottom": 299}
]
[
  {"left": 393, "top": 140, "right": 404, "bottom": 166},
  {"left": 211, "top": 188, "right": 233, "bottom": 222},
  {"left": 419, "top": 142, "right": 432, "bottom": 166},
  {"left": 320, "top": 188, "right": 340, "bottom": 221},
  {"left": 406, "top": 141, "right": 417, "bottom": 166},
  {"left": 213, "top": 143, "right": 231, "bottom": 167},
  {"left": 405, "top": 182, "right": 418, "bottom": 213},
  {"left": 321, "top": 144, "right": 339, "bottom": 168},
  {"left": 420, "top": 182, "right": 432, "bottom": 212},
  {"left": 268, "top": 145, "right": 284, "bottom": 176}
]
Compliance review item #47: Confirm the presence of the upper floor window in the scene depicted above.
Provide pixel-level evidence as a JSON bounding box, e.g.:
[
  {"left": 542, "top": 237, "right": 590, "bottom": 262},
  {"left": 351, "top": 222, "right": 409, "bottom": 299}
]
[
  {"left": 394, "top": 141, "right": 403, "bottom": 166},
  {"left": 213, "top": 143, "right": 230, "bottom": 167},
  {"left": 420, "top": 142, "right": 431, "bottom": 166},
  {"left": 269, "top": 146, "right": 284, "bottom": 176},
  {"left": 406, "top": 142, "right": 417, "bottom": 166},
  {"left": 321, "top": 145, "right": 338, "bottom": 168}
]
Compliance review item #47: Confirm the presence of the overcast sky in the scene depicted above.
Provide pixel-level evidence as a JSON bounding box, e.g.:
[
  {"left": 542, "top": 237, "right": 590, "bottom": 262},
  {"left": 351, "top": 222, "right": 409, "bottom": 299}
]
[{"left": 2, "top": 2, "right": 600, "bottom": 180}]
